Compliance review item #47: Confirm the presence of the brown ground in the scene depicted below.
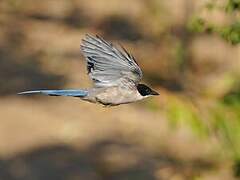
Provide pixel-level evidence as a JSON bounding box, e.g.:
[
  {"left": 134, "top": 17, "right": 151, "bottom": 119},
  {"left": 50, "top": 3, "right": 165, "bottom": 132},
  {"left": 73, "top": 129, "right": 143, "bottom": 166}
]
[
  {"left": 0, "top": 96, "right": 232, "bottom": 180},
  {"left": 0, "top": 0, "right": 239, "bottom": 179}
]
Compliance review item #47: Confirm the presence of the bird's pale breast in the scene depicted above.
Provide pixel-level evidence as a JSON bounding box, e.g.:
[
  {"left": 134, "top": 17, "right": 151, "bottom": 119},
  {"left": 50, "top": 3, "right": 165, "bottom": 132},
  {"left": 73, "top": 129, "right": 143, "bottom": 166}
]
[{"left": 94, "top": 86, "right": 143, "bottom": 105}]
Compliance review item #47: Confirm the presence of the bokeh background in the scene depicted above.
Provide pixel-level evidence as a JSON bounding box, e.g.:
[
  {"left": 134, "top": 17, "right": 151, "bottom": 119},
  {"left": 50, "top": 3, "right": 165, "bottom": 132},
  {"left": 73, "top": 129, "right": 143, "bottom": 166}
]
[{"left": 0, "top": 0, "right": 240, "bottom": 179}]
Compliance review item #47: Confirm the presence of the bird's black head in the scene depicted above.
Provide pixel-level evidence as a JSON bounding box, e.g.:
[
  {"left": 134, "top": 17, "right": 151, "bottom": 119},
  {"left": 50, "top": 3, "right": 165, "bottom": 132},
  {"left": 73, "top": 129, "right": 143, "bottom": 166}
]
[{"left": 137, "top": 84, "right": 159, "bottom": 96}]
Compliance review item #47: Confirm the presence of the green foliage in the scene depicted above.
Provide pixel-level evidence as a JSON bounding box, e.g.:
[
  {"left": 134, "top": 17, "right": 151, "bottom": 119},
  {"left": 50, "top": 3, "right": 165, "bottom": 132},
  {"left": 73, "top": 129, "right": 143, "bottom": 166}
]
[
  {"left": 165, "top": 77, "right": 240, "bottom": 159},
  {"left": 226, "top": 0, "right": 240, "bottom": 12},
  {"left": 206, "top": 1, "right": 215, "bottom": 11},
  {"left": 233, "top": 158, "right": 240, "bottom": 177},
  {"left": 220, "top": 22, "right": 240, "bottom": 45},
  {"left": 188, "top": 17, "right": 240, "bottom": 44},
  {"left": 188, "top": 17, "right": 215, "bottom": 34},
  {"left": 188, "top": 17, "right": 206, "bottom": 33},
  {"left": 166, "top": 96, "right": 209, "bottom": 137},
  {"left": 175, "top": 40, "right": 187, "bottom": 70},
  {"left": 212, "top": 102, "right": 240, "bottom": 159},
  {"left": 223, "top": 91, "right": 240, "bottom": 106},
  {"left": 166, "top": 94, "right": 240, "bottom": 160},
  {"left": 188, "top": 0, "right": 240, "bottom": 45}
]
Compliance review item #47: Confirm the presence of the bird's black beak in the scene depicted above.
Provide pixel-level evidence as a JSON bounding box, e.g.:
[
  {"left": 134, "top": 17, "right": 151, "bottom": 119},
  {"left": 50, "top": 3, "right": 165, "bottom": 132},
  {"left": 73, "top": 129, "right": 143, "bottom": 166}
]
[{"left": 151, "top": 89, "right": 159, "bottom": 96}]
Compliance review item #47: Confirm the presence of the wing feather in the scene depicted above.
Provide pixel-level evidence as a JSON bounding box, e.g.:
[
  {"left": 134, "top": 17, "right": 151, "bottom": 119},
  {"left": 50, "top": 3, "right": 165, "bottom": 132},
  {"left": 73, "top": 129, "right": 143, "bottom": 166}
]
[{"left": 80, "top": 34, "right": 142, "bottom": 87}]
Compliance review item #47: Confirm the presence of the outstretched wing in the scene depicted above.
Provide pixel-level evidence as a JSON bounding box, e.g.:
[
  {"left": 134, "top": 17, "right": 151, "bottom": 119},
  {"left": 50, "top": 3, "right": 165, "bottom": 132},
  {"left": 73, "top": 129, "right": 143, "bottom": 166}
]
[{"left": 80, "top": 34, "right": 143, "bottom": 87}]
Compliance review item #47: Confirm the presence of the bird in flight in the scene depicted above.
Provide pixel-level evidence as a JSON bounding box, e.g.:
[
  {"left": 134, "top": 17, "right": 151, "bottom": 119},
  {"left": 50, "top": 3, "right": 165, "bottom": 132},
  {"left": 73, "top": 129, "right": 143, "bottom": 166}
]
[{"left": 18, "top": 34, "right": 159, "bottom": 106}]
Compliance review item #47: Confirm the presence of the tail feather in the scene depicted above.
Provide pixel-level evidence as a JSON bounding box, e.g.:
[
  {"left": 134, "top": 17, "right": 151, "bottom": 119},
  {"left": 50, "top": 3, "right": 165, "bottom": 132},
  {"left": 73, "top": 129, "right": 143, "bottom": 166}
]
[{"left": 18, "top": 89, "right": 88, "bottom": 97}]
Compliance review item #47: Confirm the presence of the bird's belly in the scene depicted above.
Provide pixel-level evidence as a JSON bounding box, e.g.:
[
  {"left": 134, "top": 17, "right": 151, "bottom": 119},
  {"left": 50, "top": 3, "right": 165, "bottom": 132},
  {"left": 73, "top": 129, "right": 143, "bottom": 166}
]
[{"left": 95, "top": 89, "right": 142, "bottom": 106}]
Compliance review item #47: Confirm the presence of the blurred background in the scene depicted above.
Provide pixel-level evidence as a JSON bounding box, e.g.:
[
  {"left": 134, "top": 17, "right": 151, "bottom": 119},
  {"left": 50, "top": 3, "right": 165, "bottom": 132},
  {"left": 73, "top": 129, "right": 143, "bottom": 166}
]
[{"left": 0, "top": 0, "right": 239, "bottom": 179}]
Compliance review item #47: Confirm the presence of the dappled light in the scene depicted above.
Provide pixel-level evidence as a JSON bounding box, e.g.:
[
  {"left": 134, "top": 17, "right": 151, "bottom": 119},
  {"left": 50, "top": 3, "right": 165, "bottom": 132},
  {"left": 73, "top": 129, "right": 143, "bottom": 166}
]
[{"left": 0, "top": 0, "right": 239, "bottom": 179}]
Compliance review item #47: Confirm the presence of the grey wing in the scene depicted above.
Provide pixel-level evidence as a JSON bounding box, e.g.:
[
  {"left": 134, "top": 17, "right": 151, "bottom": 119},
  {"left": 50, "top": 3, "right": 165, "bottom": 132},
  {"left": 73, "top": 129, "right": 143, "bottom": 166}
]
[{"left": 80, "top": 34, "right": 143, "bottom": 87}]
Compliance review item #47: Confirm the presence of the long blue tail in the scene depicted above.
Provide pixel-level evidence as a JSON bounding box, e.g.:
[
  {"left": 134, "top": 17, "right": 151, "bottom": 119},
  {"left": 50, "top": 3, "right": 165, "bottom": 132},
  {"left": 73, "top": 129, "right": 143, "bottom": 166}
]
[{"left": 18, "top": 89, "right": 88, "bottom": 97}]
